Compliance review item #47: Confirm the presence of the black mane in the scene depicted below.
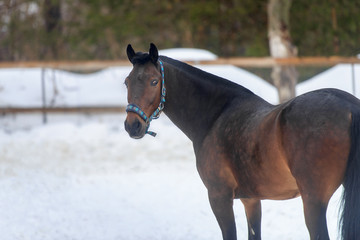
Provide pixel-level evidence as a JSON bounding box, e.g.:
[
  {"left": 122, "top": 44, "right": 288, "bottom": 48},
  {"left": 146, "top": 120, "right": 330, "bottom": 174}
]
[
  {"left": 159, "top": 55, "right": 254, "bottom": 96},
  {"left": 131, "top": 52, "right": 255, "bottom": 97}
]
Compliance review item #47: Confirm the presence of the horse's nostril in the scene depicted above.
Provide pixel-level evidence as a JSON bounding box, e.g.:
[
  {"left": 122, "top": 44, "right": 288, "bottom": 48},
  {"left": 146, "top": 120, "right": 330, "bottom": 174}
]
[
  {"left": 124, "top": 120, "right": 130, "bottom": 132},
  {"left": 133, "top": 119, "right": 141, "bottom": 129},
  {"left": 125, "top": 118, "right": 144, "bottom": 138}
]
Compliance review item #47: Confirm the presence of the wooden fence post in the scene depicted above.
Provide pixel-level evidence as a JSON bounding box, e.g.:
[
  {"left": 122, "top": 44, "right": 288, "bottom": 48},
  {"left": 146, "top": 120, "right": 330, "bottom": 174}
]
[
  {"left": 352, "top": 64, "right": 356, "bottom": 96},
  {"left": 41, "top": 68, "right": 47, "bottom": 124}
]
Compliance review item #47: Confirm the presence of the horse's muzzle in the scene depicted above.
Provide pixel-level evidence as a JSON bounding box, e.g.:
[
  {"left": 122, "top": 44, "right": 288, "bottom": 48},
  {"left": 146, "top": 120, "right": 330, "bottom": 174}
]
[{"left": 124, "top": 117, "right": 147, "bottom": 139}]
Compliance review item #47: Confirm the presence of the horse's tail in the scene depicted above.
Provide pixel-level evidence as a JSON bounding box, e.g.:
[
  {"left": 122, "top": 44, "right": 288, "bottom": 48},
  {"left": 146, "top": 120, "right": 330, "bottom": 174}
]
[{"left": 341, "top": 111, "right": 360, "bottom": 240}]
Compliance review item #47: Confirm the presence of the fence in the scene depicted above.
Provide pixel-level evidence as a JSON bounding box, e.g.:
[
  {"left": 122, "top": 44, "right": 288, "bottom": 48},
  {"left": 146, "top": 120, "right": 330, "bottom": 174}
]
[
  {"left": 1, "top": 57, "right": 359, "bottom": 121},
  {"left": 1, "top": 56, "right": 360, "bottom": 69}
]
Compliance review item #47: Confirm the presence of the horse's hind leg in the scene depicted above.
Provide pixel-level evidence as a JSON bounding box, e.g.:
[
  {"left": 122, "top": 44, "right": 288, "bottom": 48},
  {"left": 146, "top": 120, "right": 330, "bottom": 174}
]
[
  {"left": 301, "top": 196, "right": 330, "bottom": 240},
  {"left": 296, "top": 169, "right": 337, "bottom": 240},
  {"left": 241, "top": 199, "right": 261, "bottom": 240}
]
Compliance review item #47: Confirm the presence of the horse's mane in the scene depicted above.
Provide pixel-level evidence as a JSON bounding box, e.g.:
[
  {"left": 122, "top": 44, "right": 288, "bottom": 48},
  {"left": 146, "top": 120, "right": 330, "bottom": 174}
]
[
  {"left": 131, "top": 51, "right": 255, "bottom": 96},
  {"left": 159, "top": 56, "right": 254, "bottom": 95}
]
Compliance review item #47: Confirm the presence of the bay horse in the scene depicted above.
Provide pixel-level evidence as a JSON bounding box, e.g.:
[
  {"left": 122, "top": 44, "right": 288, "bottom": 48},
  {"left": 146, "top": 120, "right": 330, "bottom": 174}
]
[{"left": 124, "top": 43, "right": 360, "bottom": 240}]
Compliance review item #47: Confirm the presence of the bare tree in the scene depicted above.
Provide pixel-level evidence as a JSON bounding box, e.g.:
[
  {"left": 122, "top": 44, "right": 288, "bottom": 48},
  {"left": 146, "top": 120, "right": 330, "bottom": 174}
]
[
  {"left": 268, "top": 0, "right": 298, "bottom": 103},
  {"left": 43, "top": 0, "right": 62, "bottom": 59}
]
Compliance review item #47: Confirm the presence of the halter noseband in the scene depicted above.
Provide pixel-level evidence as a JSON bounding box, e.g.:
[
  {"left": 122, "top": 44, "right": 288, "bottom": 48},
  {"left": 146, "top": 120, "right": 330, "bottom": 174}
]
[{"left": 126, "top": 60, "right": 166, "bottom": 137}]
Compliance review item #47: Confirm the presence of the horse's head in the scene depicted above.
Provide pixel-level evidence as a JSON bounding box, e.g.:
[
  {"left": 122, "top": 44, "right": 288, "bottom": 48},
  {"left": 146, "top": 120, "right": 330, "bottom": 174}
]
[{"left": 124, "top": 43, "right": 165, "bottom": 139}]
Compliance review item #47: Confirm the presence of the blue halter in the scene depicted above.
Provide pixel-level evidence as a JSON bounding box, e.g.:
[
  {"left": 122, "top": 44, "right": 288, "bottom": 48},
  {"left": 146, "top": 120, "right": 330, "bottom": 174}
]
[{"left": 126, "top": 60, "right": 166, "bottom": 137}]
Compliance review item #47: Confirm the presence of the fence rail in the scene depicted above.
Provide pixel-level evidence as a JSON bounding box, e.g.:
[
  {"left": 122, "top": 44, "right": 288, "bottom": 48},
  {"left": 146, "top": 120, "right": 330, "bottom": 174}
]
[
  {"left": 0, "top": 56, "right": 360, "bottom": 70},
  {"left": 1, "top": 56, "right": 359, "bottom": 116},
  {"left": 0, "top": 106, "right": 125, "bottom": 114},
  {"left": 200, "top": 56, "right": 360, "bottom": 67}
]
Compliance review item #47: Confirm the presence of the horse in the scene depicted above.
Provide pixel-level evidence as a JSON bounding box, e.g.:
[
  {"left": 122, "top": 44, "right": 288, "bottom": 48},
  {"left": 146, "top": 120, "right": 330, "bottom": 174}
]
[{"left": 123, "top": 43, "right": 360, "bottom": 240}]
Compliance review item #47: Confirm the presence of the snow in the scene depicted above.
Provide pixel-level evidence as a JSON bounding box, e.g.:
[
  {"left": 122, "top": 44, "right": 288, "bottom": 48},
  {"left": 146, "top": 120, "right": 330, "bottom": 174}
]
[
  {"left": 159, "top": 48, "right": 218, "bottom": 62},
  {"left": 0, "top": 116, "right": 343, "bottom": 240},
  {"left": 1, "top": 48, "right": 359, "bottom": 240},
  {"left": 297, "top": 64, "right": 360, "bottom": 97},
  {"left": 0, "top": 67, "right": 130, "bottom": 107}
]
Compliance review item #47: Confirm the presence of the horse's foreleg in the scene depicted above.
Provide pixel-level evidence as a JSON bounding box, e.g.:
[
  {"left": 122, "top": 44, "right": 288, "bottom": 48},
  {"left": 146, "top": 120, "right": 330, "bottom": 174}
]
[
  {"left": 208, "top": 191, "right": 237, "bottom": 240},
  {"left": 241, "top": 199, "right": 261, "bottom": 240},
  {"left": 301, "top": 197, "right": 330, "bottom": 240}
]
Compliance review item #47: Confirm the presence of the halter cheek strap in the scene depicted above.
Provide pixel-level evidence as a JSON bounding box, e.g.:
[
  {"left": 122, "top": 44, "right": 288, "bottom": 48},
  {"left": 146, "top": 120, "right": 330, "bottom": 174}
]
[{"left": 126, "top": 60, "right": 166, "bottom": 137}]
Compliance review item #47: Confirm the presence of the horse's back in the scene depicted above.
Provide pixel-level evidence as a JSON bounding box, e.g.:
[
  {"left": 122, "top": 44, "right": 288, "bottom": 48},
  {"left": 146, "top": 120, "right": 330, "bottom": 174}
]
[{"left": 280, "top": 88, "right": 356, "bottom": 136}]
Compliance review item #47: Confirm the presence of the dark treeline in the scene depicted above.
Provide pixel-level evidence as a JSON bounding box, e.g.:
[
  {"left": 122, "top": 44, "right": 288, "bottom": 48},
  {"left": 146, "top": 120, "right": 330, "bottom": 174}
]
[{"left": 0, "top": 0, "right": 359, "bottom": 61}]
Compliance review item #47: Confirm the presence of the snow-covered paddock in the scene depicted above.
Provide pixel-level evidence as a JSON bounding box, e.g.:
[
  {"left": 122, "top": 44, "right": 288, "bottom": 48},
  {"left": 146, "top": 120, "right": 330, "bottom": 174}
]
[
  {"left": 1, "top": 55, "right": 359, "bottom": 239},
  {"left": 0, "top": 113, "right": 342, "bottom": 240}
]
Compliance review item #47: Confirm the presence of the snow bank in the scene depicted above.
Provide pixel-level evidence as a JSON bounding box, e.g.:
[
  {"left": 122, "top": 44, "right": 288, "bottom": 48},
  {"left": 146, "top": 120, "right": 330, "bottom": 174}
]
[
  {"left": 0, "top": 67, "right": 130, "bottom": 107},
  {"left": 0, "top": 65, "right": 278, "bottom": 108},
  {"left": 297, "top": 64, "right": 360, "bottom": 97},
  {"left": 159, "top": 48, "right": 218, "bottom": 62}
]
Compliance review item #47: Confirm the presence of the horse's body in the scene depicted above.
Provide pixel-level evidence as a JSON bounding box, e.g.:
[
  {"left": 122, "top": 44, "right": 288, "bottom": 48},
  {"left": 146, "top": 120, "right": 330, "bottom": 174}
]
[{"left": 124, "top": 44, "right": 360, "bottom": 240}]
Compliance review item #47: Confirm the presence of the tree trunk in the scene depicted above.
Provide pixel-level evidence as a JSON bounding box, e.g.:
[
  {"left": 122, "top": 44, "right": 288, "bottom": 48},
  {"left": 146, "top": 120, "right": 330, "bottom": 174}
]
[
  {"left": 268, "top": 0, "right": 298, "bottom": 103},
  {"left": 43, "top": 0, "right": 62, "bottom": 59}
]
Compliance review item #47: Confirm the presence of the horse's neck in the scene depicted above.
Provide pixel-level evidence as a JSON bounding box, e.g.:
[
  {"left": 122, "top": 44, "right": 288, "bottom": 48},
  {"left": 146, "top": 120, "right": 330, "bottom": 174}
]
[{"left": 162, "top": 61, "right": 248, "bottom": 145}]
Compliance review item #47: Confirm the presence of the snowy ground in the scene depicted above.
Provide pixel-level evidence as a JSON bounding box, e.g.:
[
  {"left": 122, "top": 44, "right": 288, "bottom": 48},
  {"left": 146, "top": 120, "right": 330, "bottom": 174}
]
[
  {"left": 0, "top": 114, "right": 342, "bottom": 240},
  {"left": 0, "top": 49, "right": 359, "bottom": 239}
]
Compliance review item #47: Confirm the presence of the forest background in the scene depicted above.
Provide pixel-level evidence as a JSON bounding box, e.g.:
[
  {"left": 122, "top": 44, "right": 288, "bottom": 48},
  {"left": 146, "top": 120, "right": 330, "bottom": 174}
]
[{"left": 1, "top": 0, "right": 359, "bottom": 62}]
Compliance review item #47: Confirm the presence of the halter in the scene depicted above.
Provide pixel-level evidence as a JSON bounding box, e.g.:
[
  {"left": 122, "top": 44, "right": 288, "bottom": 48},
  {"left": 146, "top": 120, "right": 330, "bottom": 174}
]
[{"left": 126, "top": 60, "right": 166, "bottom": 137}]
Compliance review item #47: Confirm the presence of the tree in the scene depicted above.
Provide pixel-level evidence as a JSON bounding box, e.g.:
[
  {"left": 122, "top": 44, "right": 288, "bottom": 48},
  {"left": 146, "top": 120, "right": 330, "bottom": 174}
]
[
  {"left": 268, "top": 0, "right": 298, "bottom": 103},
  {"left": 43, "top": 0, "right": 62, "bottom": 59},
  {"left": 290, "top": 0, "right": 360, "bottom": 56},
  {"left": 0, "top": 0, "right": 359, "bottom": 61}
]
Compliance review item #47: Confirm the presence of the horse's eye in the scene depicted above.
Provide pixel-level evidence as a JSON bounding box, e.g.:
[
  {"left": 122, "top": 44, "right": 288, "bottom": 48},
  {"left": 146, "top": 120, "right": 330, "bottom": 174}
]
[
  {"left": 151, "top": 79, "right": 159, "bottom": 86},
  {"left": 124, "top": 79, "right": 129, "bottom": 88}
]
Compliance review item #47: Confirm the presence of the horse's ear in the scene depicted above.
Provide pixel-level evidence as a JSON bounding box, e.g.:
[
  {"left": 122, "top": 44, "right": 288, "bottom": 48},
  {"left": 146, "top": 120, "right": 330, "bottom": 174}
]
[
  {"left": 127, "top": 44, "right": 136, "bottom": 63},
  {"left": 149, "top": 43, "right": 158, "bottom": 64}
]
